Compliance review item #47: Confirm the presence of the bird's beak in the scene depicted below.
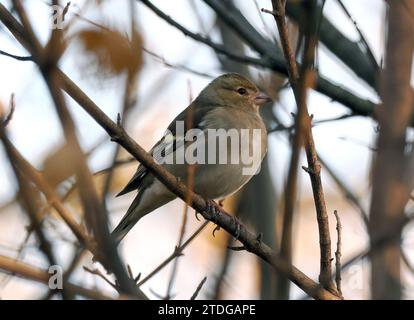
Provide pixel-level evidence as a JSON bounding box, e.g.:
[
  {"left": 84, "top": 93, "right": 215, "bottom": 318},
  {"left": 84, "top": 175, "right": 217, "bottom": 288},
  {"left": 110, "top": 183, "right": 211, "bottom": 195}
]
[{"left": 254, "top": 91, "right": 272, "bottom": 106}]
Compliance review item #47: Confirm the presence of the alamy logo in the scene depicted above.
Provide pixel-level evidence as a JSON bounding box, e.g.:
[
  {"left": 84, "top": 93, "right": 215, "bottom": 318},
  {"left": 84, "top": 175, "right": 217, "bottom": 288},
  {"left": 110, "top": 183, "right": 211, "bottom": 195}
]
[
  {"left": 48, "top": 265, "right": 63, "bottom": 289},
  {"left": 153, "top": 121, "right": 263, "bottom": 176}
]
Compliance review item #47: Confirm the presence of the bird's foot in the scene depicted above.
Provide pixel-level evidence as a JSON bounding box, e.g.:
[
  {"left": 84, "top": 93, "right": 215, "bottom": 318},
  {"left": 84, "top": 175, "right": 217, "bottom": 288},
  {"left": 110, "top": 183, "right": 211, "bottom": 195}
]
[
  {"left": 218, "top": 199, "right": 225, "bottom": 207},
  {"left": 204, "top": 199, "right": 221, "bottom": 222},
  {"left": 255, "top": 232, "right": 263, "bottom": 245},
  {"left": 203, "top": 200, "right": 222, "bottom": 237},
  {"left": 232, "top": 215, "right": 242, "bottom": 241},
  {"left": 212, "top": 225, "right": 221, "bottom": 237}
]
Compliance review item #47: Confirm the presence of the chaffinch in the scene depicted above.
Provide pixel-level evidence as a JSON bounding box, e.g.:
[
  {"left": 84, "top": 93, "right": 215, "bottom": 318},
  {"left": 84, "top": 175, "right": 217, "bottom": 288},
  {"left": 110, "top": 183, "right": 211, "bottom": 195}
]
[{"left": 112, "top": 73, "right": 272, "bottom": 242}]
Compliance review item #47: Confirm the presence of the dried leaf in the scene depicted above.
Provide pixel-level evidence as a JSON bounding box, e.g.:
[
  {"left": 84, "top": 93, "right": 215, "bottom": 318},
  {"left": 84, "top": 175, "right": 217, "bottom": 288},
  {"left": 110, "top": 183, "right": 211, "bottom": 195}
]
[
  {"left": 42, "top": 144, "right": 77, "bottom": 188},
  {"left": 77, "top": 28, "right": 143, "bottom": 76}
]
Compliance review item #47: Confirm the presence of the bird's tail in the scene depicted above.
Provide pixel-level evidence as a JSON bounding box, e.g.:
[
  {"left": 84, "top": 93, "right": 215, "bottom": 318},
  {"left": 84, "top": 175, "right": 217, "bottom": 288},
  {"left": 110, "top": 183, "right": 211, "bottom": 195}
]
[{"left": 111, "top": 190, "right": 145, "bottom": 244}]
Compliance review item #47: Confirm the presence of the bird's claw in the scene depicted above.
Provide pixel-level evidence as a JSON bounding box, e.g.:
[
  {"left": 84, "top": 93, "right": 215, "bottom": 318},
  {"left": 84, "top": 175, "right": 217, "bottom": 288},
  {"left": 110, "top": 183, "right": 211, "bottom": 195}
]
[
  {"left": 255, "top": 232, "right": 263, "bottom": 245},
  {"left": 204, "top": 200, "right": 221, "bottom": 222},
  {"left": 212, "top": 225, "right": 221, "bottom": 237},
  {"left": 203, "top": 200, "right": 222, "bottom": 236},
  {"left": 232, "top": 216, "right": 242, "bottom": 241}
]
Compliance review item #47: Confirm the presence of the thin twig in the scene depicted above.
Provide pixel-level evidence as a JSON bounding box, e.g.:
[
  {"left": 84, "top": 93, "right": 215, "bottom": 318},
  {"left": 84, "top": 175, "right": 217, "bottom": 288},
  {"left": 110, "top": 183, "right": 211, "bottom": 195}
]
[
  {"left": 0, "top": 49, "right": 32, "bottom": 61},
  {"left": 138, "top": 0, "right": 266, "bottom": 67},
  {"left": 1, "top": 129, "right": 57, "bottom": 269},
  {"left": 335, "top": 0, "right": 379, "bottom": 70},
  {"left": 190, "top": 277, "right": 207, "bottom": 300},
  {"left": 83, "top": 266, "right": 118, "bottom": 291},
  {"left": 164, "top": 81, "right": 196, "bottom": 299},
  {"left": 201, "top": 0, "right": 379, "bottom": 118},
  {"left": 268, "top": 113, "right": 355, "bottom": 133},
  {"left": 0, "top": 136, "right": 94, "bottom": 251},
  {"left": 300, "top": 212, "right": 414, "bottom": 300},
  {"left": 143, "top": 47, "right": 214, "bottom": 78},
  {"left": 137, "top": 221, "right": 209, "bottom": 287},
  {"left": 333, "top": 210, "right": 343, "bottom": 298},
  {"left": 3, "top": 93, "right": 15, "bottom": 127},
  {"left": 268, "top": 0, "right": 337, "bottom": 295},
  {"left": 0, "top": 255, "right": 112, "bottom": 300},
  {"left": 274, "top": 0, "right": 306, "bottom": 296},
  {"left": 319, "top": 154, "right": 369, "bottom": 227}
]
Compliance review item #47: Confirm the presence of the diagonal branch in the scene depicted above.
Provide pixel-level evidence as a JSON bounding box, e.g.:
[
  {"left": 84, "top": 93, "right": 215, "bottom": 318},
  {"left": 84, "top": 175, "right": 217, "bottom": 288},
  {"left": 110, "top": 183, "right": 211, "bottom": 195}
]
[
  {"left": 0, "top": 255, "right": 112, "bottom": 300},
  {"left": 7, "top": 0, "right": 144, "bottom": 298},
  {"left": 138, "top": 0, "right": 376, "bottom": 118},
  {"left": 0, "top": 2, "right": 339, "bottom": 300}
]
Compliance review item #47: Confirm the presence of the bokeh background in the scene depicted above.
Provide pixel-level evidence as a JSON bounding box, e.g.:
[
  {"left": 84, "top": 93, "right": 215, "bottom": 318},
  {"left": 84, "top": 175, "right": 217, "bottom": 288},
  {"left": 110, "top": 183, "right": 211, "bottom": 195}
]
[{"left": 0, "top": 0, "right": 413, "bottom": 299}]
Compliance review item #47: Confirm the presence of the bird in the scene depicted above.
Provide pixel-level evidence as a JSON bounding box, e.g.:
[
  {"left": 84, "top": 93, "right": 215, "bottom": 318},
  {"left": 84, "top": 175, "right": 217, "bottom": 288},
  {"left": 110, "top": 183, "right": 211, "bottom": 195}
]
[{"left": 112, "top": 73, "right": 272, "bottom": 243}]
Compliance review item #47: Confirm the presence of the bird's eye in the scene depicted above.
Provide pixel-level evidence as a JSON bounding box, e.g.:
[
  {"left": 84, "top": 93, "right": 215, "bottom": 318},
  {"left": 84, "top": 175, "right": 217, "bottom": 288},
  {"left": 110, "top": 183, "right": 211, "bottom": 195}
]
[{"left": 237, "top": 88, "right": 247, "bottom": 95}]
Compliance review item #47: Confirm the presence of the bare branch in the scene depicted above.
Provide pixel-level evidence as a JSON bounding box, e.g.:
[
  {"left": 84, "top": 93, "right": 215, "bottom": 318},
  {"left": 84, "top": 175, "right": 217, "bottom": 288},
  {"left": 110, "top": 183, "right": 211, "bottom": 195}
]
[
  {"left": 83, "top": 266, "right": 118, "bottom": 291},
  {"left": 2, "top": 93, "right": 15, "bottom": 127},
  {"left": 138, "top": 0, "right": 376, "bottom": 117},
  {"left": 0, "top": 255, "right": 112, "bottom": 300},
  {"left": 5, "top": 1, "right": 144, "bottom": 298},
  {"left": 137, "top": 221, "right": 209, "bottom": 287},
  {"left": 0, "top": 49, "right": 32, "bottom": 61},
  {"left": 335, "top": 0, "right": 378, "bottom": 70},
  {"left": 369, "top": 1, "right": 414, "bottom": 299},
  {"left": 333, "top": 210, "right": 343, "bottom": 298},
  {"left": 0, "top": 3, "right": 340, "bottom": 300},
  {"left": 190, "top": 276, "right": 207, "bottom": 300},
  {"left": 269, "top": 0, "right": 337, "bottom": 295}
]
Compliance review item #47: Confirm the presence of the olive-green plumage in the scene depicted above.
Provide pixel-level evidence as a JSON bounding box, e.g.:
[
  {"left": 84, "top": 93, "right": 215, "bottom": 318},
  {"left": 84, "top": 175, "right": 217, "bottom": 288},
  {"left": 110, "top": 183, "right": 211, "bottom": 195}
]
[{"left": 112, "top": 73, "right": 271, "bottom": 242}]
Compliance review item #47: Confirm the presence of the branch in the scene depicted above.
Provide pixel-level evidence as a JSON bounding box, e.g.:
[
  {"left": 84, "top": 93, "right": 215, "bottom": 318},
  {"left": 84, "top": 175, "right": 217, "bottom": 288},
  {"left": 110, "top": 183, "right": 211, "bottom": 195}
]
[
  {"left": 368, "top": 1, "right": 414, "bottom": 299},
  {"left": 63, "top": 72, "right": 339, "bottom": 298},
  {"left": 2, "top": 93, "right": 15, "bottom": 127},
  {"left": 137, "top": 221, "right": 209, "bottom": 287},
  {"left": 190, "top": 276, "right": 207, "bottom": 300},
  {"left": 285, "top": 1, "right": 379, "bottom": 88},
  {"left": 83, "top": 266, "right": 118, "bottom": 291},
  {"left": 0, "top": 49, "right": 32, "bottom": 61},
  {"left": 318, "top": 154, "right": 369, "bottom": 227},
  {"left": 269, "top": 0, "right": 337, "bottom": 295},
  {"left": 335, "top": 0, "right": 378, "bottom": 71},
  {"left": 333, "top": 210, "right": 343, "bottom": 298},
  {"left": 138, "top": 0, "right": 265, "bottom": 67},
  {"left": 301, "top": 212, "right": 414, "bottom": 300},
  {"left": 0, "top": 255, "right": 112, "bottom": 300},
  {"left": 138, "top": 0, "right": 377, "bottom": 118},
  {"left": 271, "top": 0, "right": 303, "bottom": 298},
  {"left": 0, "top": 135, "right": 95, "bottom": 250},
  {"left": 2, "top": 133, "right": 57, "bottom": 267},
  {"left": 6, "top": 0, "right": 143, "bottom": 298},
  {"left": 164, "top": 88, "right": 196, "bottom": 299},
  {"left": 0, "top": 3, "right": 339, "bottom": 300}
]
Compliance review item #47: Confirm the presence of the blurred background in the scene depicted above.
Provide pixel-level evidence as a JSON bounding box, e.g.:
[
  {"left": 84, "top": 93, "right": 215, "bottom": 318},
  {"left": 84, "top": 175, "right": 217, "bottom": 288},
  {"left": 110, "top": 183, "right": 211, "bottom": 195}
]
[{"left": 0, "top": 0, "right": 413, "bottom": 300}]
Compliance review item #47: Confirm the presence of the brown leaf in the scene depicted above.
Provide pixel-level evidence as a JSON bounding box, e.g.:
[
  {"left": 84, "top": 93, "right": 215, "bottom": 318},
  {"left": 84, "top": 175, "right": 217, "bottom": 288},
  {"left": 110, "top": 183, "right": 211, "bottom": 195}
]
[
  {"left": 42, "top": 144, "right": 77, "bottom": 188},
  {"left": 77, "top": 28, "right": 143, "bottom": 76}
]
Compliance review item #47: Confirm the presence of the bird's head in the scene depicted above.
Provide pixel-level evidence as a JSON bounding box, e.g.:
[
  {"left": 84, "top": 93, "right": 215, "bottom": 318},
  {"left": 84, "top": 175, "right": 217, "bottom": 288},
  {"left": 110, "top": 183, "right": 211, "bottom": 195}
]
[{"left": 196, "top": 73, "right": 272, "bottom": 111}]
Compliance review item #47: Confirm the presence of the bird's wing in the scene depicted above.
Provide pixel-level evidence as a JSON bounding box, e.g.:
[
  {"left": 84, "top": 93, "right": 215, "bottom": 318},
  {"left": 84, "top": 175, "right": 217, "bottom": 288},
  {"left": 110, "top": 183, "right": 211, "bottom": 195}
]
[{"left": 116, "top": 103, "right": 217, "bottom": 197}]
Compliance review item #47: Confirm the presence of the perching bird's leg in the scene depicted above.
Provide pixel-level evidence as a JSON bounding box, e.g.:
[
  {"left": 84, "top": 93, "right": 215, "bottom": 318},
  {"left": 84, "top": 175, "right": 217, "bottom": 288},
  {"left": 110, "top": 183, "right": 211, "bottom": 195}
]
[
  {"left": 232, "top": 215, "right": 242, "bottom": 241},
  {"left": 194, "top": 210, "right": 202, "bottom": 221},
  {"left": 204, "top": 199, "right": 221, "bottom": 221},
  {"left": 204, "top": 200, "right": 222, "bottom": 236},
  {"left": 212, "top": 224, "right": 221, "bottom": 237}
]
